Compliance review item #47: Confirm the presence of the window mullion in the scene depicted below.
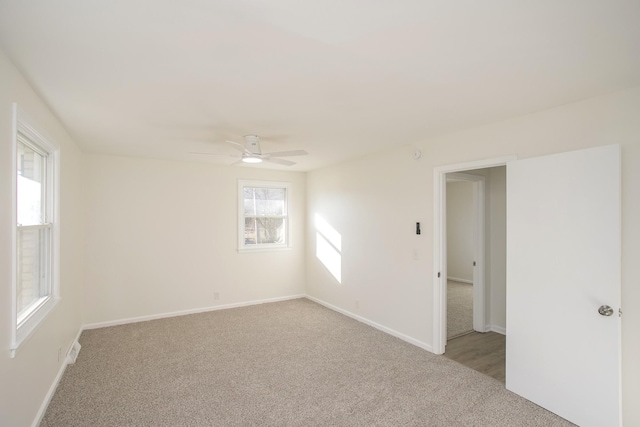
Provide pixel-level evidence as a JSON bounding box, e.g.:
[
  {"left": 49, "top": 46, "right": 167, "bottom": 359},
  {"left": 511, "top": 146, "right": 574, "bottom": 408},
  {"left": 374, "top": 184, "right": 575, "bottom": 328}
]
[{"left": 16, "top": 223, "right": 51, "bottom": 231}]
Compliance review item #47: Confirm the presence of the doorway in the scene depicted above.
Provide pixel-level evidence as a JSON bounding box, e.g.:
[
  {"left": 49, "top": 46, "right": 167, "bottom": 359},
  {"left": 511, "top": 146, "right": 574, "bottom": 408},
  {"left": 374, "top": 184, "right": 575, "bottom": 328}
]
[
  {"left": 442, "top": 167, "right": 507, "bottom": 381},
  {"left": 432, "top": 156, "right": 513, "bottom": 355},
  {"left": 445, "top": 173, "right": 485, "bottom": 339}
]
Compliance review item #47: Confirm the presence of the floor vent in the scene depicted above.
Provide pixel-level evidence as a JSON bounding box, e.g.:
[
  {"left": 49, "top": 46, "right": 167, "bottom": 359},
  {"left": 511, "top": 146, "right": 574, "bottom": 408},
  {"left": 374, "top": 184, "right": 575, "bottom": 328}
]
[{"left": 66, "top": 341, "right": 81, "bottom": 364}]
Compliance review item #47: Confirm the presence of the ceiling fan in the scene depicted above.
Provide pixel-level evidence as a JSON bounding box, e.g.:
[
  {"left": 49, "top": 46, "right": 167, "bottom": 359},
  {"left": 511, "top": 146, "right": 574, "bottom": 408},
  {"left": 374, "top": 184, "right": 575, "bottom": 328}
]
[{"left": 191, "top": 134, "right": 308, "bottom": 166}]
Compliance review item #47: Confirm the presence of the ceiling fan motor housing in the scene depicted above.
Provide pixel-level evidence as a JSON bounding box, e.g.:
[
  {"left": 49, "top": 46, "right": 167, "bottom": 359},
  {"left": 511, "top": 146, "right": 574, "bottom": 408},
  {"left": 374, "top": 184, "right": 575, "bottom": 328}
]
[
  {"left": 220, "top": 134, "right": 306, "bottom": 166},
  {"left": 244, "top": 135, "right": 261, "bottom": 154}
]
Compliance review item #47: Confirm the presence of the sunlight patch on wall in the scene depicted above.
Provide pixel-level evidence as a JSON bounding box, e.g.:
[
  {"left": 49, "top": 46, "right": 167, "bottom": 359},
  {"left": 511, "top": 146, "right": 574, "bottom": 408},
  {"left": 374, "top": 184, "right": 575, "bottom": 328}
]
[{"left": 315, "top": 214, "right": 341, "bottom": 283}]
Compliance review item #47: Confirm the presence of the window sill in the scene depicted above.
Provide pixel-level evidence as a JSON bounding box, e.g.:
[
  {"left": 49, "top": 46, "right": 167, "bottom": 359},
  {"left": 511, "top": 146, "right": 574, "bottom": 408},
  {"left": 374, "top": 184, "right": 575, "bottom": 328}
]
[
  {"left": 11, "top": 296, "right": 60, "bottom": 358},
  {"left": 238, "top": 245, "right": 292, "bottom": 254}
]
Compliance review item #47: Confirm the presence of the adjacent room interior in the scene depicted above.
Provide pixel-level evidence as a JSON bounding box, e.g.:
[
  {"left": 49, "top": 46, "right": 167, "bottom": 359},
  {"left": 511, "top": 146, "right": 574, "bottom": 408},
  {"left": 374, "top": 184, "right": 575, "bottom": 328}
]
[
  {"left": 443, "top": 167, "right": 506, "bottom": 383},
  {"left": 1, "top": 2, "right": 639, "bottom": 426}
]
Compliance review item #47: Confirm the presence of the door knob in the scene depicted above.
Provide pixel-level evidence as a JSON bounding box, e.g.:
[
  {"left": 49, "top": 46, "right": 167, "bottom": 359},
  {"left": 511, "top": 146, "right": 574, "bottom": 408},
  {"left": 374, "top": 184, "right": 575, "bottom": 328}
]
[{"left": 598, "top": 305, "right": 614, "bottom": 317}]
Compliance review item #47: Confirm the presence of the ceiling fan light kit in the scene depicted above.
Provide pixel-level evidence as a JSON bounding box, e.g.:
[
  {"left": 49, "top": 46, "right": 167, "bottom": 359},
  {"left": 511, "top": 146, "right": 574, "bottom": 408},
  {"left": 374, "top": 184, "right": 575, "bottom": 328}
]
[{"left": 242, "top": 155, "right": 262, "bottom": 163}]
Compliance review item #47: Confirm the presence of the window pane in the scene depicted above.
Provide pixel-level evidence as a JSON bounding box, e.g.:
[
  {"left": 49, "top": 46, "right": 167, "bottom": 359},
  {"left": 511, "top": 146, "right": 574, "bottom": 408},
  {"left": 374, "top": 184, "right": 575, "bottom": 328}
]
[
  {"left": 17, "top": 141, "right": 46, "bottom": 226},
  {"left": 17, "top": 227, "right": 50, "bottom": 316},
  {"left": 239, "top": 181, "right": 290, "bottom": 250},
  {"left": 243, "top": 187, "right": 285, "bottom": 216},
  {"left": 244, "top": 217, "right": 284, "bottom": 244}
]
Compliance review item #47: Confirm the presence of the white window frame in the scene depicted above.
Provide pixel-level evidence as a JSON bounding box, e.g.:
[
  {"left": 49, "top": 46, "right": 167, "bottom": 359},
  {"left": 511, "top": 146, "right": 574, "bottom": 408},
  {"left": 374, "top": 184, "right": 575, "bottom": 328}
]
[
  {"left": 11, "top": 104, "right": 60, "bottom": 357},
  {"left": 238, "top": 180, "right": 291, "bottom": 253}
]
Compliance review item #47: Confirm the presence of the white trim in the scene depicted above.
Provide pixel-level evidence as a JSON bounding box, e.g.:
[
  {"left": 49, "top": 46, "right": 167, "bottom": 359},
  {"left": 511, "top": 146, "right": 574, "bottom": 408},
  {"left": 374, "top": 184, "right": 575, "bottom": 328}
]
[
  {"left": 432, "top": 155, "right": 516, "bottom": 355},
  {"left": 238, "top": 180, "right": 292, "bottom": 252},
  {"left": 236, "top": 246, "right": 292, "bottom": 254},
  {"left": 11, "top": 105, "right": 17, "bottom": 354},
  {"left": 83, "top": 294, "right": 306, "bottom": 330},
  {"left": 31, "top": 352, "right": 68, "bottom": 427},
  {"left": 447, "top": 277, "right": 473, "bottom": 284},
  {"left": 306, "top": 295, "right": 433, "bottom": 353},
  {"left": 435, "top": 156, "right": 516, "bottom": 173},
  {"left": 11, "top": 297, "right": 61, "bottom": 358},
  {"left": 30, "top": 327, "right": 83, "bottom": 427},
  {"left": 490, "top": 325, "right": 506, "bottom": 335},
  {"left": 11, "top": 103, "right": 61, "bottom": 357}
]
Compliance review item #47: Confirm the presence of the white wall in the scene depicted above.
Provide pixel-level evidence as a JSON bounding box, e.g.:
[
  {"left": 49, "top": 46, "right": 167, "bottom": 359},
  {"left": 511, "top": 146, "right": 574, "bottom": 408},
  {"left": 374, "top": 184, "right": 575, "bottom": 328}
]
[
  {"left": 306, "top": 147, "right": 430, "bottom": 344},
  {"left": 82, "top": 155, "right": 306, "bottom": 325},
  {"left": 306, "top": 86, "right": 640, "bottom": 426},
  {"left": 446, "top": 180, "right": 474, "bottom": 282},
  {"left": 0, "top": 50, "right": 85, "bottom": 426}
]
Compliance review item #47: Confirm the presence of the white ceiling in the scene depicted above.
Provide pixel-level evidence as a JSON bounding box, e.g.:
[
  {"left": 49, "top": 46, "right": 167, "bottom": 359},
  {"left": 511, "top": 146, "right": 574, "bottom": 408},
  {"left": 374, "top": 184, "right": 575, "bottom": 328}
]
[{"left": 1, "top": 0, "right": 639, "bottom": 171}]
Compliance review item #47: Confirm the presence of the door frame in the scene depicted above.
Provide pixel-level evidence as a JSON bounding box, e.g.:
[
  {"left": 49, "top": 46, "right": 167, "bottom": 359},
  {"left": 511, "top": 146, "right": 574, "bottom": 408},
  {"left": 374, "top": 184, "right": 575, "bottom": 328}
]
[{"left": 432, "top": 155, "right": 516, "bottom": 355}]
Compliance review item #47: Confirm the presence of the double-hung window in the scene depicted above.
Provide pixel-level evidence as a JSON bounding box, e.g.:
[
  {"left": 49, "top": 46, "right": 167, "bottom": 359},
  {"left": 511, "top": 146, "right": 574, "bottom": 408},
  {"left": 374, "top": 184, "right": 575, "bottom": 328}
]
[
  {"left": 11, "top": 105, "right": 59, "bottom": 356},
  {"left": 238, "top": 180, "right": 291, "bottom": 251}
]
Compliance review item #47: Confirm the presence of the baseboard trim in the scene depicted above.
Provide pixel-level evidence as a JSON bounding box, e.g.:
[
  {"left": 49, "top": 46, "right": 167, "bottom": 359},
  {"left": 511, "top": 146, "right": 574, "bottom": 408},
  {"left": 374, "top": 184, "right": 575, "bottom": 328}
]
[
  {"left": 447, "top": 276, "right": 473, "bottom": 284},
  {"left": 305, "top": 295, "right": 433, "bottom": 353},
  {"left": 488, "top": 325, "right": 506, "bottom": 335},
  {"left": 31, "top": 326, "right": 83, "bottom": 427},
  {"left": 83, "top": 294, "right": 307, "bottom": 330}
]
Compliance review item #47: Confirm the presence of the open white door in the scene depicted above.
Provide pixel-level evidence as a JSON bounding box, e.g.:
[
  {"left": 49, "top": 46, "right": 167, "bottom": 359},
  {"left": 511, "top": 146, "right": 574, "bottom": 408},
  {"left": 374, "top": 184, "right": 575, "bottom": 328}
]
[{"left": 506, "top": 145, "right": 621, "bottom": 427}]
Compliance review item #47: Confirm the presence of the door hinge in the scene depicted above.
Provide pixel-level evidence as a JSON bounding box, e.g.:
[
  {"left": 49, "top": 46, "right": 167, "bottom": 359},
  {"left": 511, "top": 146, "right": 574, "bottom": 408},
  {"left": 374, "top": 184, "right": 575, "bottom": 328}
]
[
  {"left": 473, "top": 261, "right": 476, "bottom": 266},
  {"left": 619, "top": 308, "right": 622, "bottom": 317},
  {"left": 437, "top": 272, "right": 441, "bottom": 278}
]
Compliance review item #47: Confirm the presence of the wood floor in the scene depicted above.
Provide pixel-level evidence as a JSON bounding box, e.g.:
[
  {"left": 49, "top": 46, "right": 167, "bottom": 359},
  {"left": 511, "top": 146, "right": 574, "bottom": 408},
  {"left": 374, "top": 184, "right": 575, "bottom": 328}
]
[{"left": 443, "top": 331, "right": 505, "bottom": 383}]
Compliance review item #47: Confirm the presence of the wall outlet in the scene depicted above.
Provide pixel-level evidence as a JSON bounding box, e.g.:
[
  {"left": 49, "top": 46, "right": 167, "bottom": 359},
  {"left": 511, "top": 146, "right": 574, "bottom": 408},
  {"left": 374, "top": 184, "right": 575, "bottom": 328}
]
[
  {"left": 213, "top": 292, "right": 220, "bottom": 300},
  {"left": 355, "top": 300, "right": 360, "bottom": 309}
]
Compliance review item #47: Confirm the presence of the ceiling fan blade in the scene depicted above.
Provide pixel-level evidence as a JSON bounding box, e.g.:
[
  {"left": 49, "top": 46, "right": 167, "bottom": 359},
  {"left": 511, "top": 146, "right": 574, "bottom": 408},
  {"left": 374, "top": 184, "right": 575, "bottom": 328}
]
[
  {"left": 226, "top": 140, "right": 251, "bottom": 154},
  {"left": 264, "top": 149, "right": 308, "bottom": 157},
  {"left": 264, "top": 157, "right": 296, "bottom": 166},
  {"left": 189, "top": 151, "right": 239, "bottom": 157}
]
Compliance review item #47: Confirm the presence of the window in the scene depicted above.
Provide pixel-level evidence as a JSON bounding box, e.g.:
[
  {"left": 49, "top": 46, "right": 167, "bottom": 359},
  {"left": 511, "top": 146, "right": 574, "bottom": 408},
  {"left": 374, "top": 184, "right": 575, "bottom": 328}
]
[
  {"left": 238, "top": 180, "right": 291, "bottom": 251},
  {"left": 11, "top": 105, "right": 59, "bottom": 357}
]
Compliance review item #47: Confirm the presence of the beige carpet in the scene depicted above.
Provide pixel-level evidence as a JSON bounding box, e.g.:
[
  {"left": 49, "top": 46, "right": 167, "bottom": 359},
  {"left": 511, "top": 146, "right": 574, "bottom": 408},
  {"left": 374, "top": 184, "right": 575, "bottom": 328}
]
[
  {"left": 447, "top": 280, "right": 474, "bottom": 339},
  {"left": 41, "top": 299, "right": 572, "bottom": 426}
]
